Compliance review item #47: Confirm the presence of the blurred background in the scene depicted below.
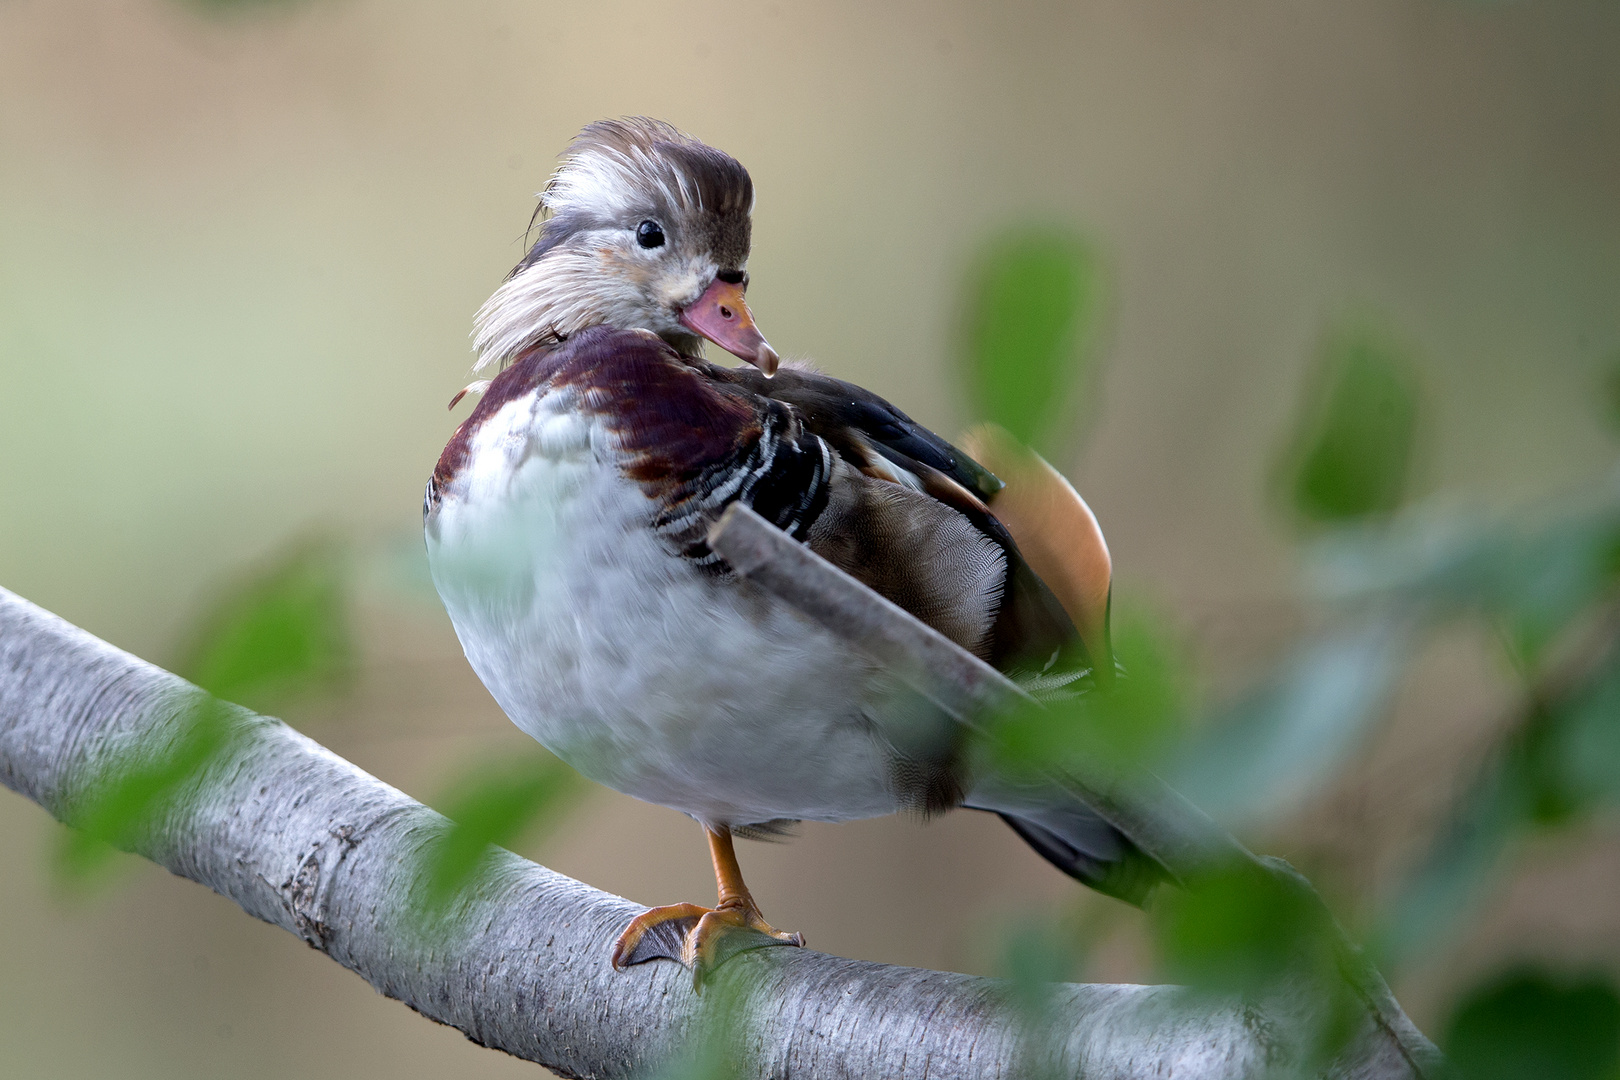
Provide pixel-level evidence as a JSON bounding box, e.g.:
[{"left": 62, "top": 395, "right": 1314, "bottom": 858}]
[{"left": 3, "top": 0, "right": 1620, "bottom": 1077}]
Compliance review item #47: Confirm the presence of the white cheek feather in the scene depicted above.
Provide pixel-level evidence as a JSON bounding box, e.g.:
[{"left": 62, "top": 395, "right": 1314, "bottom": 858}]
[
  {"left": 473, "top": 243, "right": 713, "bottom": 370},
  {"left": 655, "top": 255, "right": 713, "bottom": 311},
  {"left": 474, "top": 250, "right": 595, "bottom": 369},
  {"left": 473, "top": 244, "right": 657, "bottom": 369}
]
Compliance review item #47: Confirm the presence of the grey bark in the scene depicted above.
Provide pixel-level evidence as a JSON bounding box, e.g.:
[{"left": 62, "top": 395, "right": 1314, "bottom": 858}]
[{"left": 1, "top": 572, "right": 1432, "bottom": 1079}]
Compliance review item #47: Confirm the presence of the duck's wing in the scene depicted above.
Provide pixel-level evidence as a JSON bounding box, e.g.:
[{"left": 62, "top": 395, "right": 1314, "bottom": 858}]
[
  {"left": 717, "top": 363, "right": 1160, "bottom": 906},
  {"left": 725, "top": 366, "right": 1004, "bottom": 502},
  {"left": 720, "top": 365, "right": 1102, "bottom": 678}
]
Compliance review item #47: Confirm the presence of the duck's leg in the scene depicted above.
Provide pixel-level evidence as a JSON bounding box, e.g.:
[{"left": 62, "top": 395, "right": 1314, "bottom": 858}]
[{"left": 611, "top": 825, "right": 804, "bottom": 982}]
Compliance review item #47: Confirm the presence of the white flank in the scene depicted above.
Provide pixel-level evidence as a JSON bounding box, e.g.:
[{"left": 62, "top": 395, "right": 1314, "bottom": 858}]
[{"left": 425, "top": 384, "right": 908, "bottom": 828}]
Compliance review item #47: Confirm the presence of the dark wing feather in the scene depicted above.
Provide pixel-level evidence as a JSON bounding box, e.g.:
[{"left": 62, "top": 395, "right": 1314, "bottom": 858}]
[
  {"left": 716, "top": 363, "right": 1088, "bottom": 677},
  {"left": 724, "top": 367, "right": 1004, "bottom": 502}
]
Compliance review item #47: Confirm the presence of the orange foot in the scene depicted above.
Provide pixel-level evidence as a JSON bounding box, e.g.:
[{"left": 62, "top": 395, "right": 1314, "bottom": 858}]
[{"left": 612, "top": 901, "right": 805, "bottom": 985}]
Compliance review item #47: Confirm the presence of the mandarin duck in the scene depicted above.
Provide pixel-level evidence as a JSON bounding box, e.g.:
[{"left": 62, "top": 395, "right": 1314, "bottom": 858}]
[{"left": 424, "top": 118, "right": 1158, "bottom": 978}]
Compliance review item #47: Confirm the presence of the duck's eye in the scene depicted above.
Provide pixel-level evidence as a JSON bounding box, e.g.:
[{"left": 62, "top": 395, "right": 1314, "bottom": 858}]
[{"left": 636, "top": 220, "right": 665, "bottom": 249}]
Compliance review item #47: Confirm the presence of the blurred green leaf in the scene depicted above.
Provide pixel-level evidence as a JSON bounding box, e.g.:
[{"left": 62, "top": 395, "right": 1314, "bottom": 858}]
[
  {"left": 1156, "top": 859, "right": 1330, "bottom": 998},
  {"left": 989, "top": 602, "right": 1187, "bottom": 776},
  {"left": 58, "top": 698, "right": 236, "bottom": 886},
  {"left": 1313, "top": 501, "right": 1620, "bottom": 612},
  {"left": 1516, "top": 701, "right": 1589, "bottom": 830},
  {"left": 1378, "top": 621, "right": 1620, "bottom": 970},
  {"left": 1381, "top": 655, "right": 1620, "bottom": 968},
  {"left": 998, "top": 915, "right": 1082, "bottom": 1080},
  {"left": 1495, "top": 522, "right": 1620, "bottom": 671},
  {"left": 1278, "top": 321, "right": 1421, "bottom": 526},
  {"left": 1310, "top": 495, "right": 1620, "bottom": 669},
  {"left": 642, "top": 964, "right": 754, "bottom": 1080},
  {"left": 1168, "top": 615, "right": 1410, "bottom": 825},
  {"left": 1444, "top": 969, "right": 1620, "bottom": 1080},
  {"left": 419, "top": 751, "right": 584, "bottom": 911},
  {"left": 960, "top": 228, "right": 1104, "bottom": 452},
  {"left": 1603, "top": 351, "right": 1620, "bottom": 436},
  {"left": 173, "top": 536, "right": 354, "bottom": 710},
  {"left": 1381, "top": 760, "right": 1523, "bottom": 968},
  {"left": 1155, "top": 858, "right": 1359, "bottom": 1066},
  {"left": 1000, "top": 915, "right": 1078, "bottom": 1017},
  {"left": 58, "top": 535, "right": 353, "bottom": 888},
  {"left": 1554, "top": 658, "right": 1620, "bottom": 809}
]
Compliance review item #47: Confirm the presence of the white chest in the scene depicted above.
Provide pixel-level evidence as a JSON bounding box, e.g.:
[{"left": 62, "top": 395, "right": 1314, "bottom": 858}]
[{"left": 424, "top": 388, "right": 903, "bottom": 827}]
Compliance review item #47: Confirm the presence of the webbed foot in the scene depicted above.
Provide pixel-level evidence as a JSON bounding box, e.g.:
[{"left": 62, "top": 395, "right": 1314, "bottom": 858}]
[{"left": 612, "top": 900, "right": 804, "bottom": 987}]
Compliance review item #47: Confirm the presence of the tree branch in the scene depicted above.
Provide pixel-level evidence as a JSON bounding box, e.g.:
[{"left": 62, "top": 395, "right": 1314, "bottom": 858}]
[{"left": 0, "top": 574, "right": 1429, "bottom": 1078}]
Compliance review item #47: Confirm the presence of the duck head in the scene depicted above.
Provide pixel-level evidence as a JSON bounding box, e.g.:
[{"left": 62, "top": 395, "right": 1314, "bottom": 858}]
[{"left": 474, "top": 117, "right": 779, "bottom": 376}]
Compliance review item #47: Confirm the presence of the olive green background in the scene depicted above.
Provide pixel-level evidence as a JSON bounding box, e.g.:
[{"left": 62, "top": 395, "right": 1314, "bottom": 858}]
[{"left": 3, "top": 0, "right": 1619, "bottom": 1076}]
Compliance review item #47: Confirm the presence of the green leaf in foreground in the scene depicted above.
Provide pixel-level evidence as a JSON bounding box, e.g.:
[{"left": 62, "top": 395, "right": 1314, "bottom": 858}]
[
  {"left": 1444, "top": 969, "right": 1620, "bottom": 1080},
  {"left": 643, "top": 964, "right": 755, "bottom": 1080},
  {"left": 1278, "top": 320, "right": 1421, "bottom": 526},
  {"left": 988, "top": 602, "right": 1187, "bottom": 776},
  {"left": 419, "top": 751, "right": 584, "bottom": 911},
  {"left": 1603, "top": 350, "right": 1620, "bottom": 436},
  {"left": 1380, "top": 650, "right": 1620, "bottom": 970},
  {"left": 1156, "top": 859, "right": 1328, "bottom": 998},
  {"left": 58, "top": 698, "right": 236, "bottom": 887},
  {"left": 1553, "top": 658, "right": 1620, "bottom": 811},
  {"left": 960, "top": 228, "right": 1104, "bottom": 452},
  {"left": 998, "top": 915, "right": 1084, "bottom": 1080},
  {"left": 1168, "top": 616, "right": 1409, "bottom": 826},
  {"left": 173, "top": 535, "right": 354, "bottom": 710},
  {"left": 1379, "top": 760, "right": 1522, "bottom": 969},
  {"left": 1307, "top": 496, "right": 1620, "bottom": 671},
  {"left": 1154, "top": 858, "right": 1358, "bottom": 1066},
  {"left": 58, "top": 535, "right": 353, "bottom": 888}
]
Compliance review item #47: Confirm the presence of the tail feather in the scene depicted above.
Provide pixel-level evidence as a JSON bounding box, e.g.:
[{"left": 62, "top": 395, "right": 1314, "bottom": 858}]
[
  {"left": 992, "top": 810, "right": 1163, "bottom": 906},
  {"left": 965, "top": 780, "right": 1167, "bottom": 907}
]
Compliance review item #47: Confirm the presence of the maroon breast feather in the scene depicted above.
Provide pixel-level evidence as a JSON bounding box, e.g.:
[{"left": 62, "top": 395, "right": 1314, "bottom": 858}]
[
  {"left": 552, "top": 328, "right": 764, "bottom": 491},
  {"left": 429, "top": 327, "right": 767, "bottom": 512}
]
